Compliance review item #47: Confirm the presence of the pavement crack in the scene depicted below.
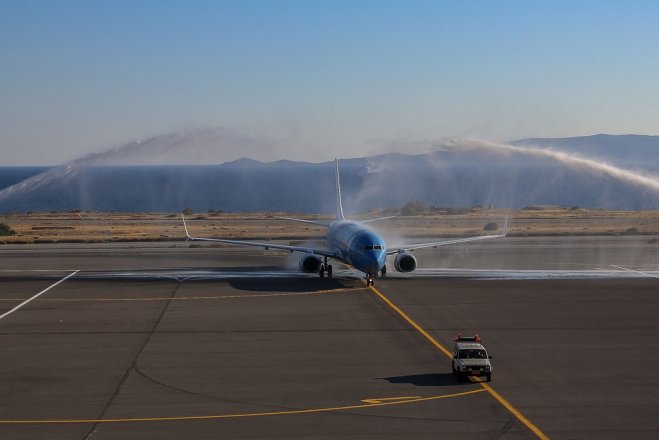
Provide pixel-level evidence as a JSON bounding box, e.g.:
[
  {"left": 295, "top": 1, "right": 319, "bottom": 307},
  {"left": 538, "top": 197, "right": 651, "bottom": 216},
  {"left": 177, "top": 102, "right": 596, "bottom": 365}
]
[
  {"left": 82, "top": 281, "right": 181, "bottom": 440},
  {"left": 491, "top": 414, "right": 516, "bottom": 439},
  {"left": 132, "top": 366, "right": 300, "bottom": 411}
]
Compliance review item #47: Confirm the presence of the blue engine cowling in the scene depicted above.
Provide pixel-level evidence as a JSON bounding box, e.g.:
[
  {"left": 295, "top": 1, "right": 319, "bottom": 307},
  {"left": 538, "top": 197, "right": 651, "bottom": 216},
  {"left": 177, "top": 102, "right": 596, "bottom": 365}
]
[{"left": 394, "top": 252, "right": 417, "bottom": 272}]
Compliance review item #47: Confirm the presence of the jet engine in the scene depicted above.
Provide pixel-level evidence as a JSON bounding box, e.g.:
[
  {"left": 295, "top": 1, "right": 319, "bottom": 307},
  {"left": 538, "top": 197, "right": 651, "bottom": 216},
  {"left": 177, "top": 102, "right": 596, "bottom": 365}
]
[
  {"left": 299, "top": 254, "right": 323, "bottom": 273},
  {"left": 394, "top": 252, "right": 417, "bottom": 272}
]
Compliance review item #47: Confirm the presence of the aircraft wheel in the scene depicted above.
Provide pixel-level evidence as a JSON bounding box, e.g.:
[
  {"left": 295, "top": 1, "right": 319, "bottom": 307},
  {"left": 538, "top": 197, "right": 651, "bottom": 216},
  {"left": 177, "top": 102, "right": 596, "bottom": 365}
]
[
  {"left": 381, "top": 266, "right": 387, "bottom": 277},
  {"left": 327, "top": 264, "right": 333, "bottom": 278},
  {"left": 319, "top": 266, "right": 325, "bottom": 278}
]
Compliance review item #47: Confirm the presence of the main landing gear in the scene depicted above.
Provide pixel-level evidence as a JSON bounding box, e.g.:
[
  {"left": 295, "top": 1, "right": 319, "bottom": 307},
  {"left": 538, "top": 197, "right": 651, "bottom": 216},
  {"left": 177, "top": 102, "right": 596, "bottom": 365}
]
[{"left": 319, "top": 257, "right": 333, "bottom": 278}]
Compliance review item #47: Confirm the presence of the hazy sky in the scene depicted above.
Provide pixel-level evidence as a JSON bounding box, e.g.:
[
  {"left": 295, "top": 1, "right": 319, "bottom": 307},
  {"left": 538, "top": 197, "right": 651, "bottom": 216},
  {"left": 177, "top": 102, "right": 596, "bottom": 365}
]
[{"left": 2, "top": 0, "right": 659, "bottom": 165}]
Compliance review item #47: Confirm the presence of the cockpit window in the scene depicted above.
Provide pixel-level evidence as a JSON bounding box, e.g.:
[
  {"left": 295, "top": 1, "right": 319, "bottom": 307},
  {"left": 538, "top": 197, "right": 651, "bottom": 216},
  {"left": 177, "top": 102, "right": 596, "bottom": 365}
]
[{"left": 365, "top": 245, "right": 383, "bottom": 250}]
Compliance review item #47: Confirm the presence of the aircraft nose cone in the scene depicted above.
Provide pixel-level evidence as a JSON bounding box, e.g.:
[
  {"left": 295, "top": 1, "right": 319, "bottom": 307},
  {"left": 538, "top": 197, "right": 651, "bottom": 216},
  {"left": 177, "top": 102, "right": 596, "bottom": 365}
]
[{"left": 366, "top": 252, "right": 383, "bottom": 274}]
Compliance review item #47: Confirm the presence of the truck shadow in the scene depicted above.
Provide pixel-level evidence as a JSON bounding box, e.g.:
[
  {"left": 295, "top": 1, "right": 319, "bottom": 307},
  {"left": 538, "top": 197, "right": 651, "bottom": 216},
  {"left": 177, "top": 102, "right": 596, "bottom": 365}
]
[{"left": 380, "top": 373, "right": 461, "bottom": 387}]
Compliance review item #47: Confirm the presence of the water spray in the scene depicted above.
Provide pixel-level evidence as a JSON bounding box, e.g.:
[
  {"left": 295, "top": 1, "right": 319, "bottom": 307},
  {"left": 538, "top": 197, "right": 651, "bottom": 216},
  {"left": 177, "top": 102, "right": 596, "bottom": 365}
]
[
  {"left": 0, "top": 128, "right": 278, "bottom": 204},
  {"left": 440, "top": 138, "right": 659, "bottom": 194}
]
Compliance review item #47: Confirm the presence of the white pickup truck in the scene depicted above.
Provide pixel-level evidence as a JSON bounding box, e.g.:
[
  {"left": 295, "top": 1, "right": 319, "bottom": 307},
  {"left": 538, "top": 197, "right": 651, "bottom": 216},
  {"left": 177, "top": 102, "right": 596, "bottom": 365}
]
[{"left": 451, "top": 334, "right": 493, "bottom": 382}]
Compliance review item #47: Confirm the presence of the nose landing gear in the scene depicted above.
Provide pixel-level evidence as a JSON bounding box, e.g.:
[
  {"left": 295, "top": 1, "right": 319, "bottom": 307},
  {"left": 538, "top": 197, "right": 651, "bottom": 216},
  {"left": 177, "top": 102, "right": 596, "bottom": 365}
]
[{"left": 366, "top": 273, "right": 375, "bottom": 286}]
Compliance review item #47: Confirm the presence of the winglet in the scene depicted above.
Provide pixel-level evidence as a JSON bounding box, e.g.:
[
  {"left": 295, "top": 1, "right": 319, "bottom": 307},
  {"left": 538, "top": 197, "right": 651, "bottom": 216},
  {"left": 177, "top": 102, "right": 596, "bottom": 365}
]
[
  {"left": 181, "top": 214, "right": 193, "bottom": 240},
  {"left": 335, "top": 158, "right": 346, "bottom": 221}
]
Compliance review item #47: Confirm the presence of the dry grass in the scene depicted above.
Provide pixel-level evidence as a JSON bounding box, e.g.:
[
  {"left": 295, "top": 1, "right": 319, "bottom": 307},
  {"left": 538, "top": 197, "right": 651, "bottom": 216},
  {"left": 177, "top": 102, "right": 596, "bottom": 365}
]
[{"left": 2, "top": 208, "right": 659, "bottom": 244}]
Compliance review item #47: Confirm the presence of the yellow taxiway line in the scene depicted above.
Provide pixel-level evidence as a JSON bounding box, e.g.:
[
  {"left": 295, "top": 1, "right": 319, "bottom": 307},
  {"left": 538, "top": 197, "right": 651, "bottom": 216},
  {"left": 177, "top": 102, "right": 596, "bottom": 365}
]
[
  {"left": 0, "top": 389, "right": 485, "bottom": 425},
  {"left": 369, "top": 285, "right": 550, "bottom": 440}
]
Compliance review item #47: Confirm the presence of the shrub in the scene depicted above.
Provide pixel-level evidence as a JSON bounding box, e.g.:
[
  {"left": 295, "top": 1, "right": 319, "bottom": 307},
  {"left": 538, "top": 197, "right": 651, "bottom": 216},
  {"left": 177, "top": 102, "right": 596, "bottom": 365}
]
[
  {"left": 182, "top": 208, "right": 194, "bottom": 215},
  {"left": 483, "top": 222, "right": 498, "bottom": 231},
  {"left": 0, "top": 223, "right": 16, "bottom": 236}
]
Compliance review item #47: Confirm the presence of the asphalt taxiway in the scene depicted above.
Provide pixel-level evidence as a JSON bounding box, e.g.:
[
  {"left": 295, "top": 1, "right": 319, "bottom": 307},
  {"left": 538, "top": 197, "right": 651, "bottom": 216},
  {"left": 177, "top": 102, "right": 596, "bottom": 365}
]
[{"left": 1, "top": 238, "right": 658, "bottom": 439}]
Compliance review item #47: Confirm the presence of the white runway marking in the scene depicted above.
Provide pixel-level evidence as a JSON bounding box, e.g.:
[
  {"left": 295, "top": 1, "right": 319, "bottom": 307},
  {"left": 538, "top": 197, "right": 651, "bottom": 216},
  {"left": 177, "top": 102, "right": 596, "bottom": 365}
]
[
  {"left": 74, "top": 269, "right": 365, "bottom": 282},
  {"left": 0, "top": 270, "right": 79, "bottom": 321},
  {"left": 0, "top": 269, "right": 78, "bottom": 273},
  {"left": 610, "top": 265, "right": 659, "bottom": 279},
  {"left": 412, "top": 268, "right": 658, "bottom": 279}
]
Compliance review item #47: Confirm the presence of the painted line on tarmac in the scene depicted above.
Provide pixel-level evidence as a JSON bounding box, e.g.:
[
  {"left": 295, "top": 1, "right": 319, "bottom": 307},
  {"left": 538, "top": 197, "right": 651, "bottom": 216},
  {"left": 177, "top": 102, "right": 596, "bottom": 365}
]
[
  {"left": 368, "top": 285, "right": 550, "bottom": 440},
  {"left": 610, "top": 265, "right": 659, "bottom": 279},
  {"left": 0, "top": 287, "right": 366, "bottom": 302},
  {"left": 0, "top": 269, "right": 79, "bottom": 273},
  {"left": 361, "top": 396, "right": 420, "bottom": 404},
  {"left": 0, "top": 389, "right": 485, "bottom": 424},
  {"left": 0, "top": 270, "right": 79, "bottom": 321}
]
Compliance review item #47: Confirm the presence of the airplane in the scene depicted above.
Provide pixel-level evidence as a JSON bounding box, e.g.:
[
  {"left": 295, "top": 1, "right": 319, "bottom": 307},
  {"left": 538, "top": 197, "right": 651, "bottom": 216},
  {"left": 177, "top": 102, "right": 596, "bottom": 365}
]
[{"left": 182, "top": 159, "right": 507, "bottom": 285}]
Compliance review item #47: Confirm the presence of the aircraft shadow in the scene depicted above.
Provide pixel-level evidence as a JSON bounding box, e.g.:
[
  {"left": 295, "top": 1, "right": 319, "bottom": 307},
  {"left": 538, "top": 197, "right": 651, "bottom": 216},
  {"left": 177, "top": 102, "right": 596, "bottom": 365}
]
[
  {"left": 380, "top": 373, "right": 460, "bottom": 387},
  {"left": 173, "top": 266, "right": 286, "bottom": 272},
  {"left": 228, "top": 277, "right": 351, "bottom": 292}
]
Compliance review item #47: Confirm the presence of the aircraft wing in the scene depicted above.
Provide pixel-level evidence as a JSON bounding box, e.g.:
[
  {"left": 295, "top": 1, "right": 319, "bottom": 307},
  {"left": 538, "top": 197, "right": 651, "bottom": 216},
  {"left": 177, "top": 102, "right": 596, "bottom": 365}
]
[
  {"left": 386, "top": 218, "right": 508, "bottom": 255},
  {"left": 181, "top": 215, "right": 339, "bottom": 258}
]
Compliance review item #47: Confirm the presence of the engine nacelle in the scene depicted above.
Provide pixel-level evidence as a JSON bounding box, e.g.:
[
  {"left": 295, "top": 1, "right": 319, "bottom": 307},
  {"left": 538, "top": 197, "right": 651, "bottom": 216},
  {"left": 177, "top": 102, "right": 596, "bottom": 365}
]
[
  {"left": 394, "top": 252, "right": 417, "bottom": 272},
  {"left": 299, "top": 254, "right": 323, "bottom": 273}
]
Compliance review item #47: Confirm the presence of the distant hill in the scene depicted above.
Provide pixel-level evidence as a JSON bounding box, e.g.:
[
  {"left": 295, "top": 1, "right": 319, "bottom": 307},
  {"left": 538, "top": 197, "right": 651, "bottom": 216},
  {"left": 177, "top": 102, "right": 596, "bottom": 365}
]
[{"left": 2, "top": 134, "right": 659, "bottom": 212}]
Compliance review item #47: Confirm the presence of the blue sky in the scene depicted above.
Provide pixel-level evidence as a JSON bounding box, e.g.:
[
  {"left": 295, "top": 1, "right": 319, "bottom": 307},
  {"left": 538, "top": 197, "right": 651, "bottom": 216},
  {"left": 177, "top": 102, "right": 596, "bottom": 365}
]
[{"left": 2, "top": 0, "right": 659, "bottom": 164}]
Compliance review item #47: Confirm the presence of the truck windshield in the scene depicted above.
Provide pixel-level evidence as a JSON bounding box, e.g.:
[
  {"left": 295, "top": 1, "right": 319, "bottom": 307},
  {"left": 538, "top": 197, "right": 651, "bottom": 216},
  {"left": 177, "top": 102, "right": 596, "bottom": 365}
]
[{"left": 459, "top": 349, "right": 487, "bottom": 359}]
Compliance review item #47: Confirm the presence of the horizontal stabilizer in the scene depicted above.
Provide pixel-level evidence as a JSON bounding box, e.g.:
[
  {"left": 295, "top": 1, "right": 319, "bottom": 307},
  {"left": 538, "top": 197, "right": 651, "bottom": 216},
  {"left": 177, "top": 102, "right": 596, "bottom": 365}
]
[
  {"left": 361, "top": 216, "right": 396, "bottom": 224},
  {"left": 276, "top": 217, "right": 331, "bottom": 227}
]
